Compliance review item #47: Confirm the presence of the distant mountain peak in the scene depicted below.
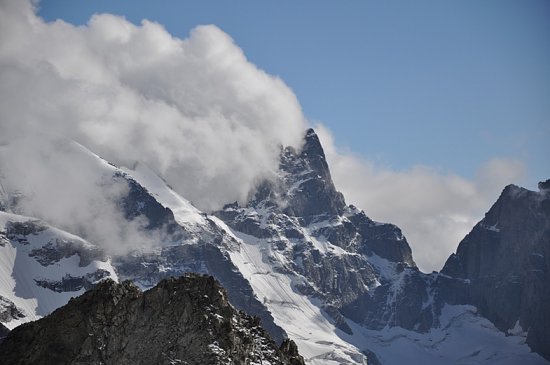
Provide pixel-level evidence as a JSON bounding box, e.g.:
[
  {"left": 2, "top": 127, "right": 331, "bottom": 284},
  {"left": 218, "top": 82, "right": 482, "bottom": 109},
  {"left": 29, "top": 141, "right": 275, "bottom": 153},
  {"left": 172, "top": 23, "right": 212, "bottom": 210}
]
[{"left": 441, "top": 181, "right": 550, "bottom": 360}]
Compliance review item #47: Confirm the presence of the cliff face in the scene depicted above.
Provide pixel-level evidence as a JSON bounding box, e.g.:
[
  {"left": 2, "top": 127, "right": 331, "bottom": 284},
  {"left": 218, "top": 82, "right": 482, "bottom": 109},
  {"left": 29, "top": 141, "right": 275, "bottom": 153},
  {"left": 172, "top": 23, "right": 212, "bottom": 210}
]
[
  {"left": 0, "top": 274, "right": 304, "bottom": 365},
  {"left": 441, "top": 181, "right": 550, "bottom": 359}
]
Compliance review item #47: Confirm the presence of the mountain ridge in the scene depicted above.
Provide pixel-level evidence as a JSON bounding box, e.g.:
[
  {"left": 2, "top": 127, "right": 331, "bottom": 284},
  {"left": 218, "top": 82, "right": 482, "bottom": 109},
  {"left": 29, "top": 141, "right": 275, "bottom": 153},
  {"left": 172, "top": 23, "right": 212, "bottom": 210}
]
[
  {"left": 0, "top": 129, "right": 548, "bottom": 364},
  {"left": 0, "top": 273, "right": 305, "bottom": 365}
]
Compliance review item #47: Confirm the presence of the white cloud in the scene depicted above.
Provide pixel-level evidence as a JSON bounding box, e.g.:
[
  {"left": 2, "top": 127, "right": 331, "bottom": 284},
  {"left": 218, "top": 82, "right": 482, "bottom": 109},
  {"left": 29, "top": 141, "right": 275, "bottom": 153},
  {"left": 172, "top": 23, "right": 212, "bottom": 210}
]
[
  {"left": 0, "top": 0, "right": 306, "bottom": 253},
  {"left": 316, "top": 124, "right": 527, "bottom": 272},
  {"left": 0, "top": 0, "right": 306, "bottom": 211},
  {"left": 0, "top": 139, "right": 162, "bottom": 255}
]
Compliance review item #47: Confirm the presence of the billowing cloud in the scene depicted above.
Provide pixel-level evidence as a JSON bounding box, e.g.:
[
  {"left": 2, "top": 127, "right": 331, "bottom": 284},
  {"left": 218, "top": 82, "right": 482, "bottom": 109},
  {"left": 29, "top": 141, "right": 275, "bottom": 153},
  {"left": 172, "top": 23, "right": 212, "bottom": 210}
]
[
  {"left": 316, "top": 124, "right": 527, "bottom": 272},
  {"left": 0, "top": 0, "right": 306, "bottom": 210},
  {"left": 0, "top": 138, "right": 164, "bottom": 255},
  {"left": 0, "top": 0, "right": 306, "bottom": 253}
]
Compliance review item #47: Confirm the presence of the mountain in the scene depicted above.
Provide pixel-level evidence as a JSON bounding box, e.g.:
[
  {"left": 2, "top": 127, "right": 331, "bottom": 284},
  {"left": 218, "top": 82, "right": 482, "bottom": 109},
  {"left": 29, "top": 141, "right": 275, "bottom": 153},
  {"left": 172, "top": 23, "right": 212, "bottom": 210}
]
[
  {"left": 440, "top": 180, "right": 550, "bottom": 359},
  {"left": 0, "top": 130, "right": 548, "bottom": 364},
  {"left": 0, "top": 273, "right": 305, "bottom": 365},
  {"left": 213, "top": 129, "right": 549, "bottom": 364},
  {"left": 0, "top": 211, "right": 117, "bottom": 330}
]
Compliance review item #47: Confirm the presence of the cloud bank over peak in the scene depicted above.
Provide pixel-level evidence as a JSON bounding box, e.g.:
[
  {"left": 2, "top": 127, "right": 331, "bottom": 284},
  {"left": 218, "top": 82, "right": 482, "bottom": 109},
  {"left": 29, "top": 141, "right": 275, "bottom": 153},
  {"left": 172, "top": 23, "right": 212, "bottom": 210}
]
[{"left": 0, "top": 0, "right": 307, "bottom": 212}]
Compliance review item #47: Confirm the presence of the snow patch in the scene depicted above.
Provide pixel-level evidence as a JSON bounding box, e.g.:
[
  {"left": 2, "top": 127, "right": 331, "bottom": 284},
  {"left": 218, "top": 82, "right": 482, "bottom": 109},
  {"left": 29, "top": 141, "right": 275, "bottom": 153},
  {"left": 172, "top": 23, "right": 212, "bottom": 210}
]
[{"left": 225, "top": 229, "right": 368, "bottom": 364}]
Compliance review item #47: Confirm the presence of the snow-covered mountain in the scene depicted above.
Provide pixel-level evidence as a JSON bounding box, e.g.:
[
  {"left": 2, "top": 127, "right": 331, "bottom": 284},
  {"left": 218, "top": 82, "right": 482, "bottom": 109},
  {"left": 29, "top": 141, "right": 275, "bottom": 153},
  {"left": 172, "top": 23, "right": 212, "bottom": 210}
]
[
  {"left": 0, "top": 211, "right": 117, "bottom": 330},
  {"left": 0, "top": 130, "right": 548, "bottom": 364}
]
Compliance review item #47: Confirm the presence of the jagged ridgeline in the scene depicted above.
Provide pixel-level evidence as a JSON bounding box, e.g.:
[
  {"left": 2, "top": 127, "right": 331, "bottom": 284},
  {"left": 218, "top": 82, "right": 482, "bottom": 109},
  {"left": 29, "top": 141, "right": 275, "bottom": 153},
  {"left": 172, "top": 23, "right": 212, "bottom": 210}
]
[
  {"left": 0, "top": 130, "right": 549, "bottom": 365},
  {"left": 0, "top": 274, "right": 305, "bottom": 365}
]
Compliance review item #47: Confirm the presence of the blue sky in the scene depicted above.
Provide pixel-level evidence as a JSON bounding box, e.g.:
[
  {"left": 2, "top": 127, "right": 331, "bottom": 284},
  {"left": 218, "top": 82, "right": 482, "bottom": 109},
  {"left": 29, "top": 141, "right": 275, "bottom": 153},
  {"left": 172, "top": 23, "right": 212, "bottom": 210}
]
[{"left": 38, "top": 0, "right": 549, "bottom": 187}]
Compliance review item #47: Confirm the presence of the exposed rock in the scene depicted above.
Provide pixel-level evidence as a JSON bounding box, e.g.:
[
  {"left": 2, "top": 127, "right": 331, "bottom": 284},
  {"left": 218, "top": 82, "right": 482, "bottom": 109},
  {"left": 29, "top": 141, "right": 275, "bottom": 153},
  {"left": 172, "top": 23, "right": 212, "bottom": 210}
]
[
  {"left": 34, "top": 270, "right": 111, "bottom": 293},
  {"left": 0, "top": 274, "right": 305, "bottom": 365},
  {"left": 214, "top": 129, "right": 550, "bottom": 361},
  {"left": 347, "top": 211, "right": 415, "bottom": 266},
  {"left": 29, "top": 238, "right": 105, "bottom": 267},
  {"left": 0, "top": 296, "right": 25, "bottom": 323},
  {"left": 342, "top": 266, "right": 436, "bottom": 332},
  {"left": 278, "top": 128, "right": 346, "bottom": 222},
  {"left": 0, "top": 323, "right": 9, "bottom": 342},
  {"left": 539, "top": 179, "right": 550, "bottom": 192},
  {"left": 115, "top": 172, "right": 186, "bottom": 237},
  {"left": 5, "top": 220, "right": 47, "bottom": 244},
  {"left": 111, "top": 170, "right": 287, "bottom": 344},
  {"left": 362, "top": 349, "right": 382, "bottom": 365}
]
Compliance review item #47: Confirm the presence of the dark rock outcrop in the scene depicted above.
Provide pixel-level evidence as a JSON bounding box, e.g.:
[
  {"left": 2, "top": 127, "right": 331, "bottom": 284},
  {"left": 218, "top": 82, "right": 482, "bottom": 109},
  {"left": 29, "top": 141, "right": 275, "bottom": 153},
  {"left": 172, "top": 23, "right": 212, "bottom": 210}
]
[
  {"left": 2, "top": 128, "right": 548, "bottom": 362},
  {"left": 29, "top": 238, "right": 105, "bottom": 267},
  {"left": 0, "top": 296, "right": 25, "bottom": 323},
  {"left": 34, "top": 270, "right": 111, "bottom": 292},
  {"left": 0, "top": 274, "right": 305, "bottom": 365},
  {"left": 0, "top": 323, "right": 9, "bottom": 343},
  {"left": 538, "top": 179, "right": 550, "bottom": 192},
  {"left": 279, "top": 128, "right": 347, "bottom": 221},
  {"left": 115, "top": 172, "right": 185, "bottom": 236},
  {"left": 5, "top": 220, "right": 47, "bottom": 244}
]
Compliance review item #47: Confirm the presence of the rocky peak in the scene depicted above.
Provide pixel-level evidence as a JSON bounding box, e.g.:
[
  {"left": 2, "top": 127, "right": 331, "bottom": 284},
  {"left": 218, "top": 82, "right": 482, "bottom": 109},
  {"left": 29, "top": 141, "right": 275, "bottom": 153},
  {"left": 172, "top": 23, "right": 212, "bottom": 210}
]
[
  {"left": 298, "top": 128, "right": 330, "bottom": 178},
  {"left": 215, "top": 128, "right": 419, "bottom": 344},
  {"left": 440, "top": 181, "right": 550, "bottom": 360},
  {"left": 276, "top": 128, "right": 345, "bottom": 222},
  {"left": 0, "top": 273, "right": 305, "bottom": 365}
]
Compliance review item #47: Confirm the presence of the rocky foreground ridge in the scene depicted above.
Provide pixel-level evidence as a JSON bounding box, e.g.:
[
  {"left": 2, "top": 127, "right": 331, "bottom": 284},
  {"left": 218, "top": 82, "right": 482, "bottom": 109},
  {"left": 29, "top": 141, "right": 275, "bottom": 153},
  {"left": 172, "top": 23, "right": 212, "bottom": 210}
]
[{"left": 0, "top": 273, "right": 305, "bottom": 365}]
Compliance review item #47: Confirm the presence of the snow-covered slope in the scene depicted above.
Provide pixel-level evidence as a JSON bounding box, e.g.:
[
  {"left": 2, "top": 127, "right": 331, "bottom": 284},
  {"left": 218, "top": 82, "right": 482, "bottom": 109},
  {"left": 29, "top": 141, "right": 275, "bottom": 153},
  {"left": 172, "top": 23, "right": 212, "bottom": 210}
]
[
  {"left": 348, "top": 304, "right": 547, "bottom": 365},
  {"left": 0, "top": 211, "right": 117, "bottom": 329},
  {"left": 223, "top": 229, "right": 368, "bottom": 364}
]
